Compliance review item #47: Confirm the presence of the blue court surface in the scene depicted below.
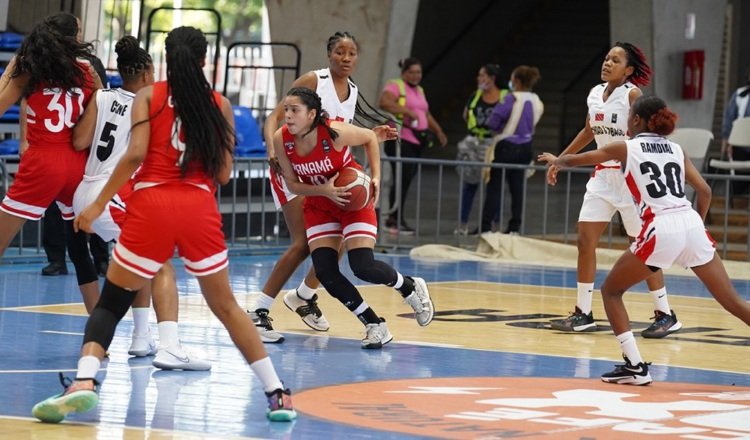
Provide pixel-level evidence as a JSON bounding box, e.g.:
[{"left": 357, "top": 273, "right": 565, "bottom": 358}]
[{"left": 0, "top": 253, "right": 748, "bottom": 439}]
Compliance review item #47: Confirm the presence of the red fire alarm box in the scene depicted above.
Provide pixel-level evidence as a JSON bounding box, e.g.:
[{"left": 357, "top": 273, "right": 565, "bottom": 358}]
[{"left": 683, "top": 50, "right": 704, "bottom": 100}]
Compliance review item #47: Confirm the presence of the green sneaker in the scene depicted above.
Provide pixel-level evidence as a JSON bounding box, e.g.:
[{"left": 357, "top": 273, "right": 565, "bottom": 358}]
[{"left": 32, "top": 374, "right": 99, "bottom": 423}]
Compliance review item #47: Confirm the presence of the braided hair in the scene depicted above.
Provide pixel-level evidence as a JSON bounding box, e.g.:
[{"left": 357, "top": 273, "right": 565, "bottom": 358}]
[
  {"left": 287, "top": 87, "right": 339, "bottom": 141},
  {"left": 326, "top": 31, "right": 357, "bottom": 56},
  {"left": 164, "top": 26, "right": 232, "bottom": 179},
  {"left": 12, "top": 13, "right": 95, "bottom": 97},
  {"left": 632, "top": 95, "right": 678, "bottom": 136},
  {"left": 614, "top": 41, "right": 652, "bottom": 87},
  {"left": 114, "top": 36, "right": 152, "bottom": 83}
]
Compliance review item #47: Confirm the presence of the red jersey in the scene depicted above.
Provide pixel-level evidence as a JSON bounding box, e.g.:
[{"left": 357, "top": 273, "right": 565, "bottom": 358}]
[
  {"left": 26, "top": 59, "right": 96, "bottom": 149},
  {"left": 281, "top": 122, "right": 356, "bottom": 186},
  {"left": 134, "top": 81, "right": 223, "bottom": 192}
]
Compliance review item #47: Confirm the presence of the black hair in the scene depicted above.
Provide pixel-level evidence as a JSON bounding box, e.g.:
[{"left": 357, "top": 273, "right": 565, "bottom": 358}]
[
  {"left": 614, "top": 41, "right": 652, "bottom": 87},
  {"left": 632, "top": 95, "right": 678, "bottom": 136},
  {"left": 398, "top": 57, "right": 421, "bottom": 73},
  {"left": 482, "top": 63, "right": 502, "bottom": 88},
  {"left": 326, "top": 31, "right": 359, "bottom": 55},
  {"left": 12, "top": 13, "right": 95, "bottom": 97},
  {"left": 46, "top": 12, "right": 79, "bottom": 38},
  {"left": 114, "top": 36, "right": 152, "bottom": 83},
  {"left": 164, "top": 26, "right": 232, "bottom": 179},
  {"left": 286, "top": 87, "right": 339, "bottom": 140}
]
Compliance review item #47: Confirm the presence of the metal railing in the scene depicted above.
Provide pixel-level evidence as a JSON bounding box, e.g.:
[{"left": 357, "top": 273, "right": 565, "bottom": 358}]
[{"left": 1, "top": 155, "right": 748, "bottom": 262}]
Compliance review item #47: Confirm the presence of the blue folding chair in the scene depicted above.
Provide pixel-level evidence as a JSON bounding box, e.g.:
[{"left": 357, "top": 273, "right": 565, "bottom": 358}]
[
  {"left": 0, "top": 104, "right": 20, "bottom": 123},
  {"left": 0, "top": 139, "right": 19, "bottom": 155},
  {"left": 233, "top": 105, "right": 266, "bottom": 157}
]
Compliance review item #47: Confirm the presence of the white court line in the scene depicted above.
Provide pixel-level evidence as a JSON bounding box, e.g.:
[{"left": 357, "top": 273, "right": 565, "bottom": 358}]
[{"left": 40, "top": 330, "right": 84, "bottom": 336}]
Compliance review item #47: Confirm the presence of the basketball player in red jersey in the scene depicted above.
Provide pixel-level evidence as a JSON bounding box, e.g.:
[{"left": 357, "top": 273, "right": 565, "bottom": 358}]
[
  {"left": 32, "top": 27, "right": 296, "bottom": 423},
  {"left": 0, "top": 14, "right": 102, "bottom": 312},
  {"left": 257, "top": 32, "right": 395, "bottom": 343},
  {"left": 272, "top": 87, "right": 434, "bottom": 349},
  {"left": 540, "top": 95, "right": 750, "bottom": 385}
]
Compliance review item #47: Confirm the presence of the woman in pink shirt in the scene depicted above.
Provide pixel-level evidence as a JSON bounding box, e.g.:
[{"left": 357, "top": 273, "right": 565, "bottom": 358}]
[{"left": 378, "top": 57, "right": 447, "bottom": 234}]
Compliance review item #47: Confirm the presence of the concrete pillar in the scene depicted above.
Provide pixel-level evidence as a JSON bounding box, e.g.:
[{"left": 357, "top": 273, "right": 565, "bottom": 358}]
[{"left": 610, "top": 0, "right": 727, "bottom": 129}]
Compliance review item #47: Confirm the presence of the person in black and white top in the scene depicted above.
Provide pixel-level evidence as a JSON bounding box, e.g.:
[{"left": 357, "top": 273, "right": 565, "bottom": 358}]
[
  {"left": 720, "top": 67, "right": 750, "bottom": 195},
  {"left": 539, "top": 95, "right": 750, "bottom": 385},
  {"left": 72, "top": 36, "right": 210, "bottom": 371}
]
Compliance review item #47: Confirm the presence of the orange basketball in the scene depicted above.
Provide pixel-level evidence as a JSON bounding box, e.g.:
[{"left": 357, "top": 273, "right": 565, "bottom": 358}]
[{"left": 334, "top": 167, "right": 373, "bottom": 211}]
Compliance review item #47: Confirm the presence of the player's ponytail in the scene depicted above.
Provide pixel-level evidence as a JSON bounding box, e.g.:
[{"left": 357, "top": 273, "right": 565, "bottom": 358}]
[
  {"left": 287, "top": 87, "right": 339, "bottom": 141},
  {"left": 164, "top": 26, "right": 233, "bottom": 179},
  {"left": 614, "top": 41, "right": 651, "bottom": 87},
  {"left": 115, "top": 36, "right": 152, "bottom": 82},
  {"left": 632, "top": 95, "right": 678, "bottom": 136}
]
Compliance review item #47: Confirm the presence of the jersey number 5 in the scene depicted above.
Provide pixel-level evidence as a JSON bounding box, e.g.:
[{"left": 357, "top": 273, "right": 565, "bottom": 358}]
[
  {"left": 640, "top": 161, "right": 685, "bottom": 199},
  {"left": 97, "top": 122, "right": 117, "bottom": 161}
]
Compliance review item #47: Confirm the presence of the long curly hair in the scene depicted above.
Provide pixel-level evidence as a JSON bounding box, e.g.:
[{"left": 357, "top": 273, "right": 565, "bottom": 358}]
[
  {"left": 164, "top": 26, "right": 233, "bottom": 179},
  {"left": 12, "top": 13, "right": 95, "bottom": 97}
]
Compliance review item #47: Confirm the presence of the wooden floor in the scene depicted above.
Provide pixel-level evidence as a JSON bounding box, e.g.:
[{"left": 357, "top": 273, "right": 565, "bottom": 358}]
[{"left": 0, "top": 254, "right": 748, "bottom": 439}]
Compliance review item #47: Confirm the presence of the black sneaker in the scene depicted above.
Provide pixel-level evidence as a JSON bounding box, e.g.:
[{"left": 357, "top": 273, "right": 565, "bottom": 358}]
[
  {"left": 641, "top": 309, "right": 682, "bottom": 338},
  {"left": 249, "top": 308, "right": 285, "bottom": 343},
  {"left": 549, "top": 306, "right": 597, "bottom": 332},
  {"left": 601, "top": 355, "right": 652, "bottom": 385}
]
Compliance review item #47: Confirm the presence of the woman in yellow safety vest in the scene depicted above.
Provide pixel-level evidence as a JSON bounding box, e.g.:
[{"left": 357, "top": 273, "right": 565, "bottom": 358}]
[{"left": 455, "top": 64, "right": 507, "bottom": 235}]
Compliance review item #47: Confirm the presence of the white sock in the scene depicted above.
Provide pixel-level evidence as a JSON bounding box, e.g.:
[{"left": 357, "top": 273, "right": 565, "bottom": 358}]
[
  {"left": 158, "top": 321, "right": 179, "bottom": 348},
  {"left": 250, "top": 357, "right": 284, "bottom": 393},
  {"left": 577, "top": 282, "right": 595, "bottom": 314},
  {"left": 254, "top": 292, "right": 275, "bottom": 311},
  {"left": 392, "top": 272, "right": 404, "bottom": 290},
  {"left": 615, "top": 331, "right": 643, "bottom": 365},
  {"left": 296, "top": 281, "right": 316, "bottom": 300},
  {"left": 649, "top": 287, "right": 670, "bottom": 314},
  {"left": 76, "top": 355, "right": 101, "bottom": 380},
  {"left": 353, "top": 301, "right": 370, "bottom": 316},
  {"left": 131, "top": 307, "right": 150, "bottom": 336}
]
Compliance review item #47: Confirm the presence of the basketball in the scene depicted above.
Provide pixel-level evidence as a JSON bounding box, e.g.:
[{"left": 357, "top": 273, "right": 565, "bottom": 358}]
[{"left": 334, "top": 167, "right": 373, "bottom": 211}]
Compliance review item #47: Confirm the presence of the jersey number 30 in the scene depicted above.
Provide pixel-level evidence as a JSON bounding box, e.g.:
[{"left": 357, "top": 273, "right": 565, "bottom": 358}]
[{"left": 640, "top": 161, "right": 685, "bottom": 199}]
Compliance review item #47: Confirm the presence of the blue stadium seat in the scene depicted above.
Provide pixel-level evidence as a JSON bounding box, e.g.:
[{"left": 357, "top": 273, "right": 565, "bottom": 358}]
[
  {"left": 233, "top": 105, "right": 266, "bottom": 157},
  {"left": 0, "top": 104, "right": 20, "bottom": 122},
  {"left": 106, "top": 74, "right": 123, "bottom": 88},
  {"left": 0, "top": 32, "right": 23, "bottom": 51},
  {"left": 0, "top": 139, "right": 19, "bottom": 155}
]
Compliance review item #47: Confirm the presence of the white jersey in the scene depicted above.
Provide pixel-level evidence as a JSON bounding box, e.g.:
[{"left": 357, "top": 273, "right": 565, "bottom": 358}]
[
  {"left": 314, "top": 68, "right": 357, "bottom": 122},
  {"left": 84, "top": 88, "right": 135, "bottom": 178},
  {"left": 623, "top": 133, "right": 692, "bottom": 221},
  {"left": 587, "top": 82, "right": 636, "bottom": 166}
]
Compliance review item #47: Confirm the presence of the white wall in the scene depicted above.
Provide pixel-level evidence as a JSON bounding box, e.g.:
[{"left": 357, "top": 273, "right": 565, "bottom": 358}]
[{"left": 611, "top": 0, "right": 727, "bottom": 129}]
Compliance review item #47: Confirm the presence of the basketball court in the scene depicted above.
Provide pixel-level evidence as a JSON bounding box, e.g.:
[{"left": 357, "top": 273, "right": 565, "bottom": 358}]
[{"left": 0, "top": 251, "right": 748, "bottom": 439}]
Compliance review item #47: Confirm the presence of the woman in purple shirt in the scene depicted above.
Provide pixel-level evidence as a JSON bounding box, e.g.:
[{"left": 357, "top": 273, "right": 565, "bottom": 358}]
[{"left": 480, "top": 65, "right": 543, "bottom": 234}]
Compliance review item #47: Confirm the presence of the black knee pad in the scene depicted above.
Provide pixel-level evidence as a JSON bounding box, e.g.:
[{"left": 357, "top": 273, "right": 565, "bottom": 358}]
[
  {"left": 348, "top": 248, "right": 397, "bottom": 285},
  {"left": 82, "top": 280, "right": 137, "bottom": 350},
  {"left": 311, "top": 247, "right": 363, "bottom": 311},
  {"left": 65, "top": 222, "right": 98, "bottom": 285}
]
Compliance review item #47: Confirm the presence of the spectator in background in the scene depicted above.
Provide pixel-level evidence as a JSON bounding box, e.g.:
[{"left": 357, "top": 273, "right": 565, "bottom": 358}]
[
  {"left": 378, "top": 57, "right": 448, "bottom": 235},
  {"left": 721, "top": 67, "right": 750, "bottom": 196},
  {"left": 455, "top": 63, "right": 507, "bottom": 235},
  {"left": 479, "top": 65, "right": 543, "bottom": 235}
]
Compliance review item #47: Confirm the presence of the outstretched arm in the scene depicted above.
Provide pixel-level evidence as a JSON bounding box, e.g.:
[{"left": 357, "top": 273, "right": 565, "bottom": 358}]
[{"left": 539, "top": 140, "right": 627, "bottom": 173}]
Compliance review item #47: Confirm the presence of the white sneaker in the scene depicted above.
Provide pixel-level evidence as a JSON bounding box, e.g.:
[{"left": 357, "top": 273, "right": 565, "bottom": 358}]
[
  {"left": 403, "top": 277, "right": 435, "bottom": 327},
  {"left": 153, "top": 344, "right": 212, "bottom": 371},
  {"left": 283, "top": 291, "right": 330, "bottom": 331},
  {"left": 128, "top": 331, "right": 157, "bottom": 357},
  {"left": 249, "top": 308, "right": 285, "bottom": 343},
  {"left": 361, "top": 318, "right": 393, "bottom": 349}
]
